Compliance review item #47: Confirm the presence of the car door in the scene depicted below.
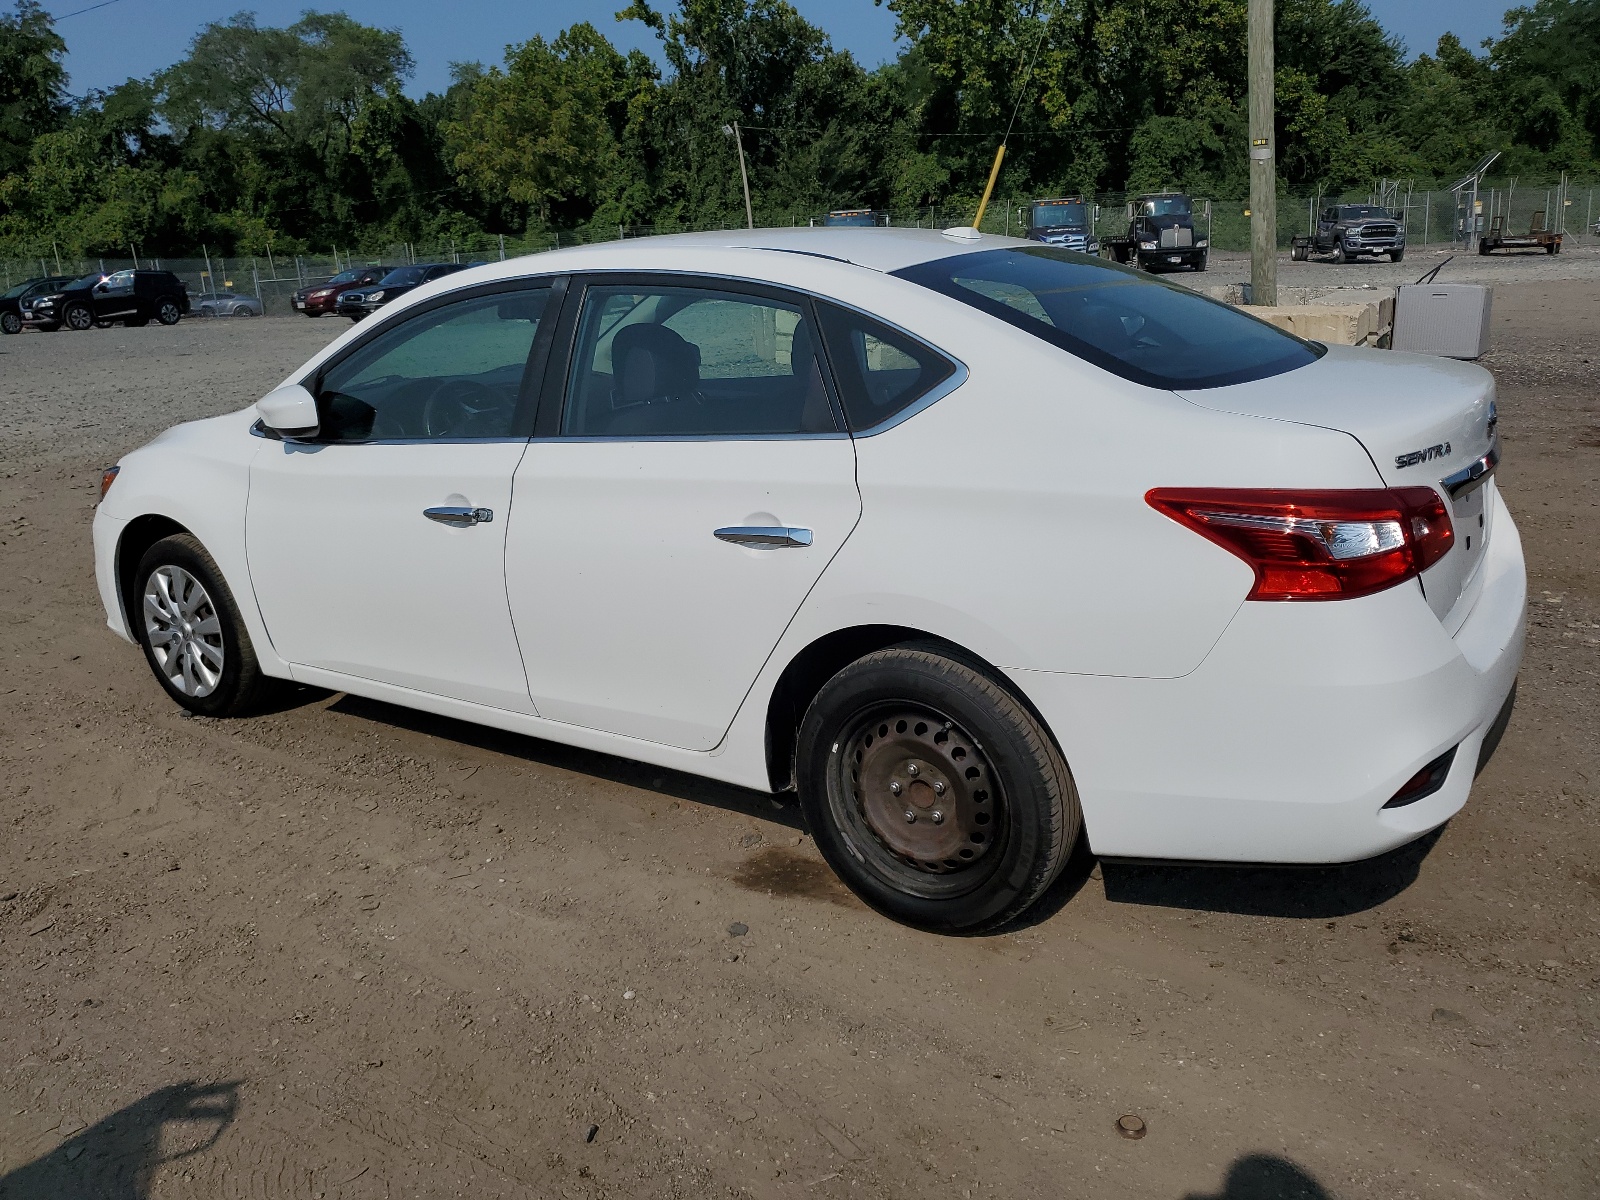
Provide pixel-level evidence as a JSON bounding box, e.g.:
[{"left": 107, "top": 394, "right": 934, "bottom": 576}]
[
  {"left": 504, "top": 276, "right": 861, "bottom": 751},
  {"left": 94, "top": 270, "right": 138, "bottom": 320},
  {"left": 246, "top": 280, "right": 556, "bottom": 712}
]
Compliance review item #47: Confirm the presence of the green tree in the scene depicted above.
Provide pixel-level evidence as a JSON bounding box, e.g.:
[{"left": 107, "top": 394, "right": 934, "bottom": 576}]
[{"left": 0, "top": 0, "right": 68, "bottom": 181}]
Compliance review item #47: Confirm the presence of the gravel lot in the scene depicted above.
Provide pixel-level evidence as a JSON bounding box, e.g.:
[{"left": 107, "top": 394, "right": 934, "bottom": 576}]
[{"left": 0, "top": 279, "right": 1596, "bottom": 1199}]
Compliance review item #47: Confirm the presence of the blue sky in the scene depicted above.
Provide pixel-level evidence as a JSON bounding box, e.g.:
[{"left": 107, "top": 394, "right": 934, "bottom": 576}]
[{"left": 43, "top": 0, "right": 1514, "bottom": 99}]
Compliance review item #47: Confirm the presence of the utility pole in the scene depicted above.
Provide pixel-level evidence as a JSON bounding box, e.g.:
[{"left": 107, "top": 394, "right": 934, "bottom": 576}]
[
  {"left": 723, "top": 122, "right": 754, "bottom": 230},
  {"left": 1247, "top": 0, "right": 1277, "bottom": 305}
]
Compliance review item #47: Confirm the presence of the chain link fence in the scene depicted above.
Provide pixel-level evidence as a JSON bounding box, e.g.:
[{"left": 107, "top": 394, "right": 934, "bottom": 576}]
[{"left": 7, "top": 176, "right": 1597, "bottom": 312}]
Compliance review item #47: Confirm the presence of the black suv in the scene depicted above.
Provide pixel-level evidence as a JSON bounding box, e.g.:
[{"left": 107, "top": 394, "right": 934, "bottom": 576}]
[
  {"left": 23, "top": 269, "right": 191, "bottom": 331},
  {"left": 336, "top": 262, "right": 473, "bottom": 321},
  {"left": 1, "top": 276, "right": 78, "bottom": 334}
]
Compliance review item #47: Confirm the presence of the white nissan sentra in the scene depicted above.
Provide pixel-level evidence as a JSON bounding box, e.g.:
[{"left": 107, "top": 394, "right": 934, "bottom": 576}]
[{"left": 93, "top": 228, "right": 1524, "bottom": 931}]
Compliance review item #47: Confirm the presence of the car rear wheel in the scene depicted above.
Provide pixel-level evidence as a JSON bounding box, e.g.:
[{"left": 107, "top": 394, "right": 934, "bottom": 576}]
[
  {"left": 231, "top": 306, "right": 257, "bottom": 317},
  {"left": 134, "top": 534, "right": 272, "bottom": 717},
  {"left": 0, "top": 311, "right": 19, "bottom": 335},
  {"left": 796, "top": 644, "right": 1081, "bottom": 933},
  {"left": 156, "top": 299, "right": 183, "bottom": 326},
  {"left": 64, "top": 303, "right": 94, "bottom": 331}
]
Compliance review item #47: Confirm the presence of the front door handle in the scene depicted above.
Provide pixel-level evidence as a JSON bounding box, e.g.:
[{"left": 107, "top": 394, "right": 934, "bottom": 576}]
[
  {"left": 714, "top": 526, "right": 813, "bottom": 548},
  {"left": 424, "top": 506, "right": 494, "bottom": 527}
]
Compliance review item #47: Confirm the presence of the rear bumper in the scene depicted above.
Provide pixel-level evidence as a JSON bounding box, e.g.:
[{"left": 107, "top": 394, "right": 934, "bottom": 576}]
[{"left": 1011, "top": 490, "right": 1526, "bottom": 864}]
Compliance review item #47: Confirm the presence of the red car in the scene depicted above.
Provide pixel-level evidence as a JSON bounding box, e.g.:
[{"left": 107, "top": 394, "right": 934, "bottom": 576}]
[{"left": 291, "top": 267, "right": 389, "bottom": 317}]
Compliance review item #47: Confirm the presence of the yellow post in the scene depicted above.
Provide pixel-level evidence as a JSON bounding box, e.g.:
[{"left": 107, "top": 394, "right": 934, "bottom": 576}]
[{"left": 973, "top": 143, "right": 1007, "bottom": 232}]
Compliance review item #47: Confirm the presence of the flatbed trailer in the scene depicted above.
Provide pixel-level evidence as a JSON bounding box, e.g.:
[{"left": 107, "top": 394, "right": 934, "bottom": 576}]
[{"left": 1478, "top": 210, "right": 1563, "bottom": 255}]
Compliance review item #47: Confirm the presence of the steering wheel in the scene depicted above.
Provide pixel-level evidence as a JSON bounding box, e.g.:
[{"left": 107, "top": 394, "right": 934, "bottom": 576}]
[{"left": 423, "top": 379, "right": 505, "bottom": 438}]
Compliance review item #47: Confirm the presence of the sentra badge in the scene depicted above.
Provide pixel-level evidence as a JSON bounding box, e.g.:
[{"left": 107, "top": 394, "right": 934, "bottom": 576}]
[{"left": 1395, "top": 442, "right": 1451, "bottom": 470}]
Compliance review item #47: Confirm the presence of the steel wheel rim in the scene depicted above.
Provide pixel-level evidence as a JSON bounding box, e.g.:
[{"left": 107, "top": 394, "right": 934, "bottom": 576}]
[
  {"left": 143, "top": 565, "right": 224, "bottom": 698},
  {"left": 829, "top": 703, "right": 1007, "bottom": 899}
]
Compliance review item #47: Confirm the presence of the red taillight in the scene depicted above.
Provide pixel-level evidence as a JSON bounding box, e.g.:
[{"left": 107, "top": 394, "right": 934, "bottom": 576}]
[
  {"left": 99, "top": 465, "right": 120, "bottom": 501},
  {"left": 1146, "top": 487, "right": 1453, "bottom": 601}
]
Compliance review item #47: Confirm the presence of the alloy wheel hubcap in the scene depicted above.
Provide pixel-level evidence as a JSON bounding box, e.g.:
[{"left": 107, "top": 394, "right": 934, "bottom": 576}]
[
  {"left": 143, "top": 565, "right": 224, "bottom": 697},
  {"left": 845, "top": 709, "right": 998, "bottom": 873}
]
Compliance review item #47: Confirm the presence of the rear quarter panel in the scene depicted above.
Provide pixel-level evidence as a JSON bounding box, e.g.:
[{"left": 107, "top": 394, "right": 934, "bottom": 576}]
[{"left": 789, "top": 283, "right": 1391, "bottom": 678}]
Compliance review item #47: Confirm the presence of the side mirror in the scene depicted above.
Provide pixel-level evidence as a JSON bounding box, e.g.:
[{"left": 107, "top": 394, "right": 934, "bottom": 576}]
[{"left": 256, "top": 383, "right": 320, "bottom": 439}]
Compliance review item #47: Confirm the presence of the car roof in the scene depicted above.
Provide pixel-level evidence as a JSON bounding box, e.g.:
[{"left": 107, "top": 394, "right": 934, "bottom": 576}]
[{"left": 473, "top": 227, "right": 1021, "bottom": 278}]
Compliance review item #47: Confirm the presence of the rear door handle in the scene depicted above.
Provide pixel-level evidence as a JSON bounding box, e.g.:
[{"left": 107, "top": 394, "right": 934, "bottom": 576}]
[
  {"left": 714, "top": 526, "right": 813, "bottom": 548},
  {"left": 424, "top": 506, "right": 493, "bottom": 527}
]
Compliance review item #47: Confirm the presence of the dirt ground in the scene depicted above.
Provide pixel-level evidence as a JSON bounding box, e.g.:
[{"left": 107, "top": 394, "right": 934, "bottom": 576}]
[{"left": 0, "top": 274, "right": 1596, "bottom": 1200}]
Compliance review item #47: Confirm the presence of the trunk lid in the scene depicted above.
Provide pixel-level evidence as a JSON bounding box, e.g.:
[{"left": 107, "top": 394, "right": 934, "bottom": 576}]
[{"left": 1176, "top": 345, "right": 1499, "bottom": 625}]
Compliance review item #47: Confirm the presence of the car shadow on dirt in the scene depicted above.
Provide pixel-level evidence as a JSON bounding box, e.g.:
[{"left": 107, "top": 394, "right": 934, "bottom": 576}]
[
  {"left": 0, "top": 1080, "right": 239, "bottom": 1199},
  {"left": 326, "top": 693, "right": 807, "bottom": 832},
  {"left": 1181, "top": 1153, "right": 1332, "bottom": 1199}
]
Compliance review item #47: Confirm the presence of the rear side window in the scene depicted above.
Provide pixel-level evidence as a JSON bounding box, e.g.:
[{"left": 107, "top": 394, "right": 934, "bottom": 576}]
[
  {"left": 815, "top": 302, "right": 957, "bottom": 432},
  {"left": 892, "top": 247, "right": 1322, "bottom": 391}
]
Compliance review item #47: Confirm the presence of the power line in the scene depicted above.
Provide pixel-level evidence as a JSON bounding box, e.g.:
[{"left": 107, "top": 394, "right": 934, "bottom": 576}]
[{"left": 54, "top": 0, "right": 135, "bottom": 21}]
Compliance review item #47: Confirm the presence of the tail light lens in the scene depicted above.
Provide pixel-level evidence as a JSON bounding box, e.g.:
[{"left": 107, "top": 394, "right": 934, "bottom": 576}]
[
  {"left": 99, "top": 465, "right": 120, "bottom": 501},
  {"left": 1146, "top": 487, "right": 1453, "bottom": 601}
]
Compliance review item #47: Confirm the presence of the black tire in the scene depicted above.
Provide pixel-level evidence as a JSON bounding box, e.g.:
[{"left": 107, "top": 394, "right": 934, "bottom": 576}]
[
  {"left": 1478, "top": 240, "right": 1492, "bottom": 255},
  {"left": 156, "top": 298, "right": 183, "bottom": 326},
  {"left": 1332, "top": 241, "right": 1349, "bottom": 264},
  {"left": 1389, "top": 247, "right": 1405, "bottom": 263},
  {"left": 796, "top": 644, "right": 1081, "bottom": 933},
  {"left": 0, "top": 311, "right": 19, "bottom": 335},
  {"left": 132, "top": 533, "right": 273, "bottom": 717},
  {"left": 1194, "top": 252, "right": 1208, "bottom": 272}
]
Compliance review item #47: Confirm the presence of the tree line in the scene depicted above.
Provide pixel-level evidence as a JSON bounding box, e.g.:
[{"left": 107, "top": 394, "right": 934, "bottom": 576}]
[{"left": 2, "top": 0, "right": 1598, "bottom": 257}]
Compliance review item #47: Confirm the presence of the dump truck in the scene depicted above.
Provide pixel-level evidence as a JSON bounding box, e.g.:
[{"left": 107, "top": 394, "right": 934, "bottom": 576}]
[{"left": 1101, "top": 193, "right": 1207, "bottom": 271}]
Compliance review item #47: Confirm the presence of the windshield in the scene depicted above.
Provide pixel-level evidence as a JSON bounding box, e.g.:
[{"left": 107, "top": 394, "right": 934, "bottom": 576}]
[
  {"left": 1337, "top": 205, "right": 1393, "bottom": 221},
  {"left": 3, "top": 279, "right": 40, "bottom": 299},
  {"left": 1139, "top": 196, "right": 1192, "bottom": 217},
  {"left": 326, "top": 270, "right": 367, "bottom": 285},
  {"left": 379, "top": 266, "right": 427, "bottom": 286},
  {"left": 892, "top": 247, "right": 1322, "bottom": 391},
  {"left": 1032, "top": 202, "right": 1087, "bottom": 227},
  {"left": 69, "top": 273, "right": 104, "bottom": 289}
]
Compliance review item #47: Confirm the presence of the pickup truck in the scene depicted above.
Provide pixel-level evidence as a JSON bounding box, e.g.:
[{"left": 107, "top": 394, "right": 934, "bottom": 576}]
[
  {"left": 1101, "top": 193, "right": 1207, "bottom": 271},
  {"left": 1291, "top": 204, "right": 1405, "bottom": 263}
]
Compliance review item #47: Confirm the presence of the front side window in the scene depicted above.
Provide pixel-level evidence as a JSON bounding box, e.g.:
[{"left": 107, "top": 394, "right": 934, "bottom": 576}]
[
  {"left": 893, "top": 247, "right": 1322, "bottom": 391},
  {"left": 102, "top": 270, "right": 135, "bottom": 295},
  {"left": 313, "top": 288, "right": 549, "bottom": 442},
  {"left": 561, "top": 284, "right": 837, "bottom": 437}
]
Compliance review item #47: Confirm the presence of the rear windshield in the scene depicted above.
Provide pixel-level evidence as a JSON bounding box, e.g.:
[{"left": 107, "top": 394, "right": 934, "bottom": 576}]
[
  {"left": 892, "top": 247, "right": 1323, "bottom": 391},
  {"left": 380, "top": 266, "right": 427, "bottom": 286}
]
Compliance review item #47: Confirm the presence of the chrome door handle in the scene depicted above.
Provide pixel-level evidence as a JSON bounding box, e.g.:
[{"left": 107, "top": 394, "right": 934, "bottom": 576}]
[
  {"left": 714, "top": 526, "right": 813, "bottom": 548},
  {"left": 424, "top": 506, "right": 493, "bottom": 527}
]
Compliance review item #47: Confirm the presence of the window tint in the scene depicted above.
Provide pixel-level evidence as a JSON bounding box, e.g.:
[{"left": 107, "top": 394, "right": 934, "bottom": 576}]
[
  {"left": 102, "top": 270, "right": 135, "bottom": 295},
  {"left": 314, "top": 288, "right": 548, "bottom": 442},
  {"left": 561, "top": 284, "right": 837, "bottom": 437},
  {"left": 814, "top": 302, "right": 957, "bottom": 432},
  {"left": 892, "top": 247, "right": 1322, "bottom": 391},
  {"left": 379, "top": 266, "right": 427, "bottom": 287}
]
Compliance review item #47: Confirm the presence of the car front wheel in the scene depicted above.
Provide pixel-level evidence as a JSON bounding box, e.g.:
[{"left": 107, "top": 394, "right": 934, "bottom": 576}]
[
  {"left": 134, "top": 534, "right": 272, "bottom": 717},
  {"left": 156, "top": 299, "right": 183, "bottom": 326},
  {"left": 1390, "top": 247, "right": 1405, "bottom": 263},
  {"left": 796, "top": 644, "right": 1081, "bottom": 933},
  {"left": 0, "top": 311, "right": 19, "bottom": 335},
  {"left": 1333, "top": 241, "right": 1349, "bottom": 263}
]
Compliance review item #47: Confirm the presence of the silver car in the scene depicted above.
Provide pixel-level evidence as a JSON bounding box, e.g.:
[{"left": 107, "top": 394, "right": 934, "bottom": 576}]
[{"left": 194, "top": 291, "right": 263, "bottom": 318}]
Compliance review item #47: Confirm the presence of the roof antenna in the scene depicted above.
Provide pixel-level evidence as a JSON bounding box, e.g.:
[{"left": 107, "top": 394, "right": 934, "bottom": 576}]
[
  {"left": 1415, "top": 255, "right": 1453, "bottom": 286},
  {"left": 950, "top": 10, "right": 1049, "bottom": 241}
]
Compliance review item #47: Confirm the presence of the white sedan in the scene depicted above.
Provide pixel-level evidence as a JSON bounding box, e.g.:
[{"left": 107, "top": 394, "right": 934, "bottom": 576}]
[{"left": 93, "top": 229, "right": 1524, "bottom": 931}]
